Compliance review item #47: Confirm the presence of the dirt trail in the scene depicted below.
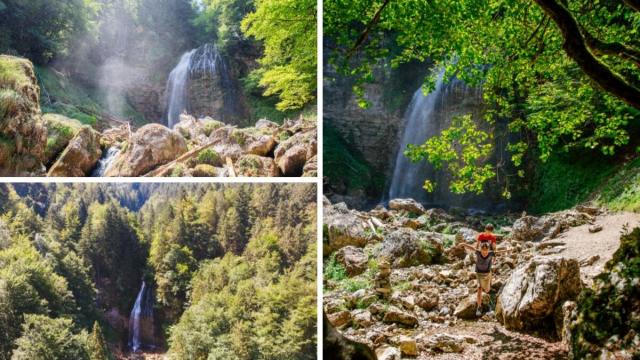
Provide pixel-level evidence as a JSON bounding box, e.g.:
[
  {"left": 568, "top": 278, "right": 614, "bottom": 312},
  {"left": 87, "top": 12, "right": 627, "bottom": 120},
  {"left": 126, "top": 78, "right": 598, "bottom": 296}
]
[{"left": 539, "top": 211, "right": 640, "bottom": 285}]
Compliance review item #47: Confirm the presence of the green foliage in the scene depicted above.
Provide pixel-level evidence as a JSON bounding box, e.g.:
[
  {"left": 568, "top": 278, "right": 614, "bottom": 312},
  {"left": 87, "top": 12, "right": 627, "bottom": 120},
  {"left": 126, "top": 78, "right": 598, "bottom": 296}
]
[
  {"left": 528, "top": 152, "right": 618, "bottom": 214},
  {"left": 86, "top": 322, "right": 110, "bottom": 360},
  {"left": 324, "top": 254, "right": 347, "bottom": 282},
  {"left": 571, "top": 227, "right": 640, "bottom": 359},
  {"left": 406, "top": 114, "right": 496, "bottom": 194},
  {"left": 241, "top": 0, "right": 317, "bottom": 111},
  {"left": 325, "top": 0, "right": 640, "bottom": 195},
  {"left": 12, "top": 315, "right": 90, "bottom": 360},
  {"left": 341, "top": 277, "right": 370, "bottom": 293},
  {"left": 323, "top": 123, "right": 385, "bottom": 194},
  {"left": 594, "top": 157, "right": 640, "bottom": 212},
  {"left": 195, "top": 0, "right": 255, "bottom": 48},
  {"left": 0, "top": 0, "right": 95, "bottom": 64},
  {"left": 196, "top": 149, "right": 221, "bottom": 166}
]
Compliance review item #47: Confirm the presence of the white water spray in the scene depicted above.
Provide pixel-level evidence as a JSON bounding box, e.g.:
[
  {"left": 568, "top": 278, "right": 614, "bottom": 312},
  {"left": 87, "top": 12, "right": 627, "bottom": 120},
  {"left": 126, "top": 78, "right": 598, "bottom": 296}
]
[
  {"left": 91, "top": 147, "right": 120, "bottom": 177},
  {"left": 128, "top": 281, "right": 153, "bottom": 352}
]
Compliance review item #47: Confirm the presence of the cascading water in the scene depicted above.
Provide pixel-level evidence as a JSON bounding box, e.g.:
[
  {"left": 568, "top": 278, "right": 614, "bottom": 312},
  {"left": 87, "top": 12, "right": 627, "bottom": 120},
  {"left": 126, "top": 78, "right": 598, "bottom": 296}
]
[
  {"left": 387, "top": 69, "right": 487, "bottom": 208},
  {"left": 91, "top": 147, "right": 120, "bottom": 177},
  {"left": 388, "top": 69, "right": 446, "bottom": 203},
  {"left": 165, "top": 44, "right": 229, "bottom": 128},
  {"left": 128, "top": 281, "right": 154, "bottom": 353}
]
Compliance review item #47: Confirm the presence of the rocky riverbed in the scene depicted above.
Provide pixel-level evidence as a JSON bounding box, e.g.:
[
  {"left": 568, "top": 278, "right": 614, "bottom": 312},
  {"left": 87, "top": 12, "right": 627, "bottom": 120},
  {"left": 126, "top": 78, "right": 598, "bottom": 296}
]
[{"left": 323, "top": 197, "right": 640, "bottom": 359}]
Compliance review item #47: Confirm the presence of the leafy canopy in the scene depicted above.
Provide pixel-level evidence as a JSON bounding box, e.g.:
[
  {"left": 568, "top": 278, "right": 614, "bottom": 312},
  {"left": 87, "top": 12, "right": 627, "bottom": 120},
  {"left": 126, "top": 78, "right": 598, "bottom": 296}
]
[{"left": 325, "top": 0, "right": 640, "bottom": 195}]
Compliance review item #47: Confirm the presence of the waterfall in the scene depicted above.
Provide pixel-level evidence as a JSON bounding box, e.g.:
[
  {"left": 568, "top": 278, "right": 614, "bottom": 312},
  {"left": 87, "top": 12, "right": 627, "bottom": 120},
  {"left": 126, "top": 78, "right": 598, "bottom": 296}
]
[
  {"left": 91, "top": 147, "right": 120, "bottom": 177},
  {"left": 388, "top": 69, "right": 446, "bottom": 203},
  {"left": 128, "top": 281, "right": 154, "bottom": 352},
  {"left": 165, "top": 44, "right": 226, "bottom": 128},
  {"left": 387, "top": 69, "right": 485, "bottom": 207}
]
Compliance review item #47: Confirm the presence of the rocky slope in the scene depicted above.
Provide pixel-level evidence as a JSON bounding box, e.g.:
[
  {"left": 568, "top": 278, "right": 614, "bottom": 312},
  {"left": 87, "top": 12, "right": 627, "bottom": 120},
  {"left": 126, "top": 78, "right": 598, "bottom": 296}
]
[
  {"left": 323, "top": 198, "right": 639, "bottom": 359},
  {"left": 0, "top": 55, "right": 316, "bottom": 177}
]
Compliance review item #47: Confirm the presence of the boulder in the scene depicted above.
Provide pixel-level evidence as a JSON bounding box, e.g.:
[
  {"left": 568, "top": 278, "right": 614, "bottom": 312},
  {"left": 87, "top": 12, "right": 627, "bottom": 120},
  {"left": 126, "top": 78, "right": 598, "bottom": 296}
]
[
  {"left": 234, "top": 154, "right": 279, "bottom": 177},
  {"left": 174, "top": 114, "right": 203, "bottom": 140},
  {"left": 398, "top": 336, "right": 418, "bottom": 356},
  {"left": 351, "top": 309, "right": 374, "bottom": 328},
  {"left": 496, "top": 257, "right": 581, "bottom": 332},
  {"left": 426, "top": 334, "right": 472, "bottom": 353},
  {"left": 454, "top": 293, "right": 490, "bottom": 319},
  {"left": 105, "top": 124, "right": 188, "bottom": 176},
  {"left": 327, "top": 310, "right": 352, "bottom": 328},
  {"left": 302, "top": 154, "right": 318, "bottom": 177},
  {"left": 416, "top": 292, "right": 439, "bottom": 311},
  {"left": 324, "top": 202, "right": 373, "bottom": 254},
  {"left": 47, "top": 127, "right": 102, "bottom": 177},
  {"left": 323, "top": 312, "right": 377, "bottom": 360},
  {"left": 388, "top": 198, "right": 425, "bottom": 214},
  {"left": 42, "top": 113, "right": 83, "bottom": 165},
  {"left": 246, "top": 134, "right": 277, "bottom": 157},
  {"left": 335, "top": 246, "right": 368, "bottom": 276},
  {"left": 511, "top": 210, "right": 593, "bottom": 242},
  {"left": 378, "top": 228, "right": 443, "bottom": 268},
  {"left": 382, "top": 306, "right": 418, "bottom": 327},
  {"left": 274, "top": 129, "right": 317, "bottom": 176},
  {"left": 455, "top": 227, "right": 478, "bottom": 244},
  {"left": 0, "top": 55, "right": 47, "bottom": 175}
]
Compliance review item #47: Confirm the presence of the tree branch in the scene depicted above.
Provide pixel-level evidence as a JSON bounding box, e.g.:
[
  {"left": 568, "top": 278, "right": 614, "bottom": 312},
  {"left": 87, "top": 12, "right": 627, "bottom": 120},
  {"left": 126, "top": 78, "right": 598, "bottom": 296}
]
[
  {"left": 583, "top": 30, "right": 640, "bottom": 67},
  {"left": 623, "top": 0, "right": 640, "bottom": 12},
  {"left": 533, "top": 0, "right": 640, "bottom": 109},
  {"left": 346, "top": 0, "right": 392, "bottom": 59}
]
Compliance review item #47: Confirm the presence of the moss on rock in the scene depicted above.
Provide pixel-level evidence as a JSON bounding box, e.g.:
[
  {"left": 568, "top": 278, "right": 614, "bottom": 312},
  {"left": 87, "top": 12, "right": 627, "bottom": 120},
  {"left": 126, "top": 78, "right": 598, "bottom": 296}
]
[{"left": 570, "top": 227, "right": 640, "bottom": 359}]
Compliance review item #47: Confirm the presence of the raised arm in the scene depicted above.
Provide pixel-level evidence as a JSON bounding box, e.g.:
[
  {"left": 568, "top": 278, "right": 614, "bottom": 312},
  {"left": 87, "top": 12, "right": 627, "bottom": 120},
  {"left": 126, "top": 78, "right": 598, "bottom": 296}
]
[{"left": 462, "top": 243, "right": 476, "bottom": 252}]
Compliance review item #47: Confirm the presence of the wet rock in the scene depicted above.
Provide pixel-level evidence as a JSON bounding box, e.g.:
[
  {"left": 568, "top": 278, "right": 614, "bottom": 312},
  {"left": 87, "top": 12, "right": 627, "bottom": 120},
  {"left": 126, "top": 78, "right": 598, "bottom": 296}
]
[
  {"left": 496, "top": 257, "right": 581, "bottom": 332},
  {"left": 388, "top": 198, "right": 425, "bottom": 215},
  {"left": 48, "top": 127, "right": 102, "bottom": 177},
  {"left": 378, "top": 228, "right": 443, "bottom": 268},
  {"left": 335, "top": 246, "right": 368, "bottom": 276},
  {"left": 324, "top": 202, "right": 373, "bottom": 254},
  {"left": 382, "top": 306, "right": 418, "bottom": 327},
  {"left": 106, "top": 124, "right": 188, "bottom": 176}
]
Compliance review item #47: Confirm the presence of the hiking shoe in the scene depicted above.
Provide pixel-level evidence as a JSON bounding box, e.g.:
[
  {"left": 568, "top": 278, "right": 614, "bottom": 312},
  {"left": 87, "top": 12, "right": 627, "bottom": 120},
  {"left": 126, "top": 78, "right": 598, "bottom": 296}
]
[{"left": 476, "top": 309, "right": 482, "bottom": 317}]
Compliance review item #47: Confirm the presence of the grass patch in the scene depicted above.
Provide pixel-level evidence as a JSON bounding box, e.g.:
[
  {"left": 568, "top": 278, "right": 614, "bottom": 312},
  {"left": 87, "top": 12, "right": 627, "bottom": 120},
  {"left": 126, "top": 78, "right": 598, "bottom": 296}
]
[
  {"left": 324, "top": 254, "right": 347, "bottom": 282},
  {"left": 594, "top": 157, "right": 640, "bottom": 212},
  {"left": 0, "top": 56, "right": 31, "bottom": 90},
  {"left": 341, "top": 278, "right": 370, "bottom": 292}
]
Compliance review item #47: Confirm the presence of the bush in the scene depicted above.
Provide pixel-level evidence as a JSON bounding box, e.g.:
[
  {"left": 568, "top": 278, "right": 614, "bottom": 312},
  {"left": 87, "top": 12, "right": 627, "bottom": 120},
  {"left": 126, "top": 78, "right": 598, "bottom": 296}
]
[
  {"left": 324, "top": 254, "right": 347, "bottom": 282},
  {"left": 12, "top": 314, "right": 90, "bottom": 360},
  {"left": 197, "top": 149, "right": 221, "bottom": 166}
]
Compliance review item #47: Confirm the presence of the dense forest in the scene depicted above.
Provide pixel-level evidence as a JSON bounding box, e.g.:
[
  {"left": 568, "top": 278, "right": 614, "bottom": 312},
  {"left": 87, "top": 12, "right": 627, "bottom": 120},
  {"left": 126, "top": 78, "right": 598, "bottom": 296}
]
[
  {"left": 0, "top": 183, "right": 316, "bottom": 359},
  {"left": 324, "top": 0, "right": 640, "bottom": 212}
]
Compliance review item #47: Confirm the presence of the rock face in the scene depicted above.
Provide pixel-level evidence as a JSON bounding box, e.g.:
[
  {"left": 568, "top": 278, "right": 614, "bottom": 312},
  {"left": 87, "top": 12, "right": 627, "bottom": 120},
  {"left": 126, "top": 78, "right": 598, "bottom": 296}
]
[
  {"left": 47, "top": 127, "right": 102, "bottom": 177},
  {"left": 570, "top": 228, "right": 640, "bottom": 359},
  {"left": 324, "top": 202, "right": 375, "bottom": 254},
  {"left": 496, "top": 257, "right": 581, "bottom": 333},
  {"left": 106, "top": 124, "right": 188, "bottom": 177},
  {"left": 378, "top": 228, "right": 443, "bottom": 268},
  {"left": 0, "top": 55, "right": 47, "bottom": 175},
  {"left": 274, "top": 128, "right": 317, "bottom": 176},
  {"left": 335, "top": 246, "right": 368, "bottom": 276}
]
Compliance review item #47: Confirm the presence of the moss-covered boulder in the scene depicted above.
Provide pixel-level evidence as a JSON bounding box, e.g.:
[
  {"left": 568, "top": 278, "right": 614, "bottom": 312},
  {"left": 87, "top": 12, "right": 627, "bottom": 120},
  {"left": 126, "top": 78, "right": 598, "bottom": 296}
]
[
  {"left": 47, "top": 126, "right": 102, "bottom": 177},
  {"left": 0, "top": 55, "right": 47, "bottom": 175},
  {"left": 570, "top": 228, "right": 640, "bottom": 359},
  {"left": 42, "top": 113, "right": 84, "bottom": 165}
]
